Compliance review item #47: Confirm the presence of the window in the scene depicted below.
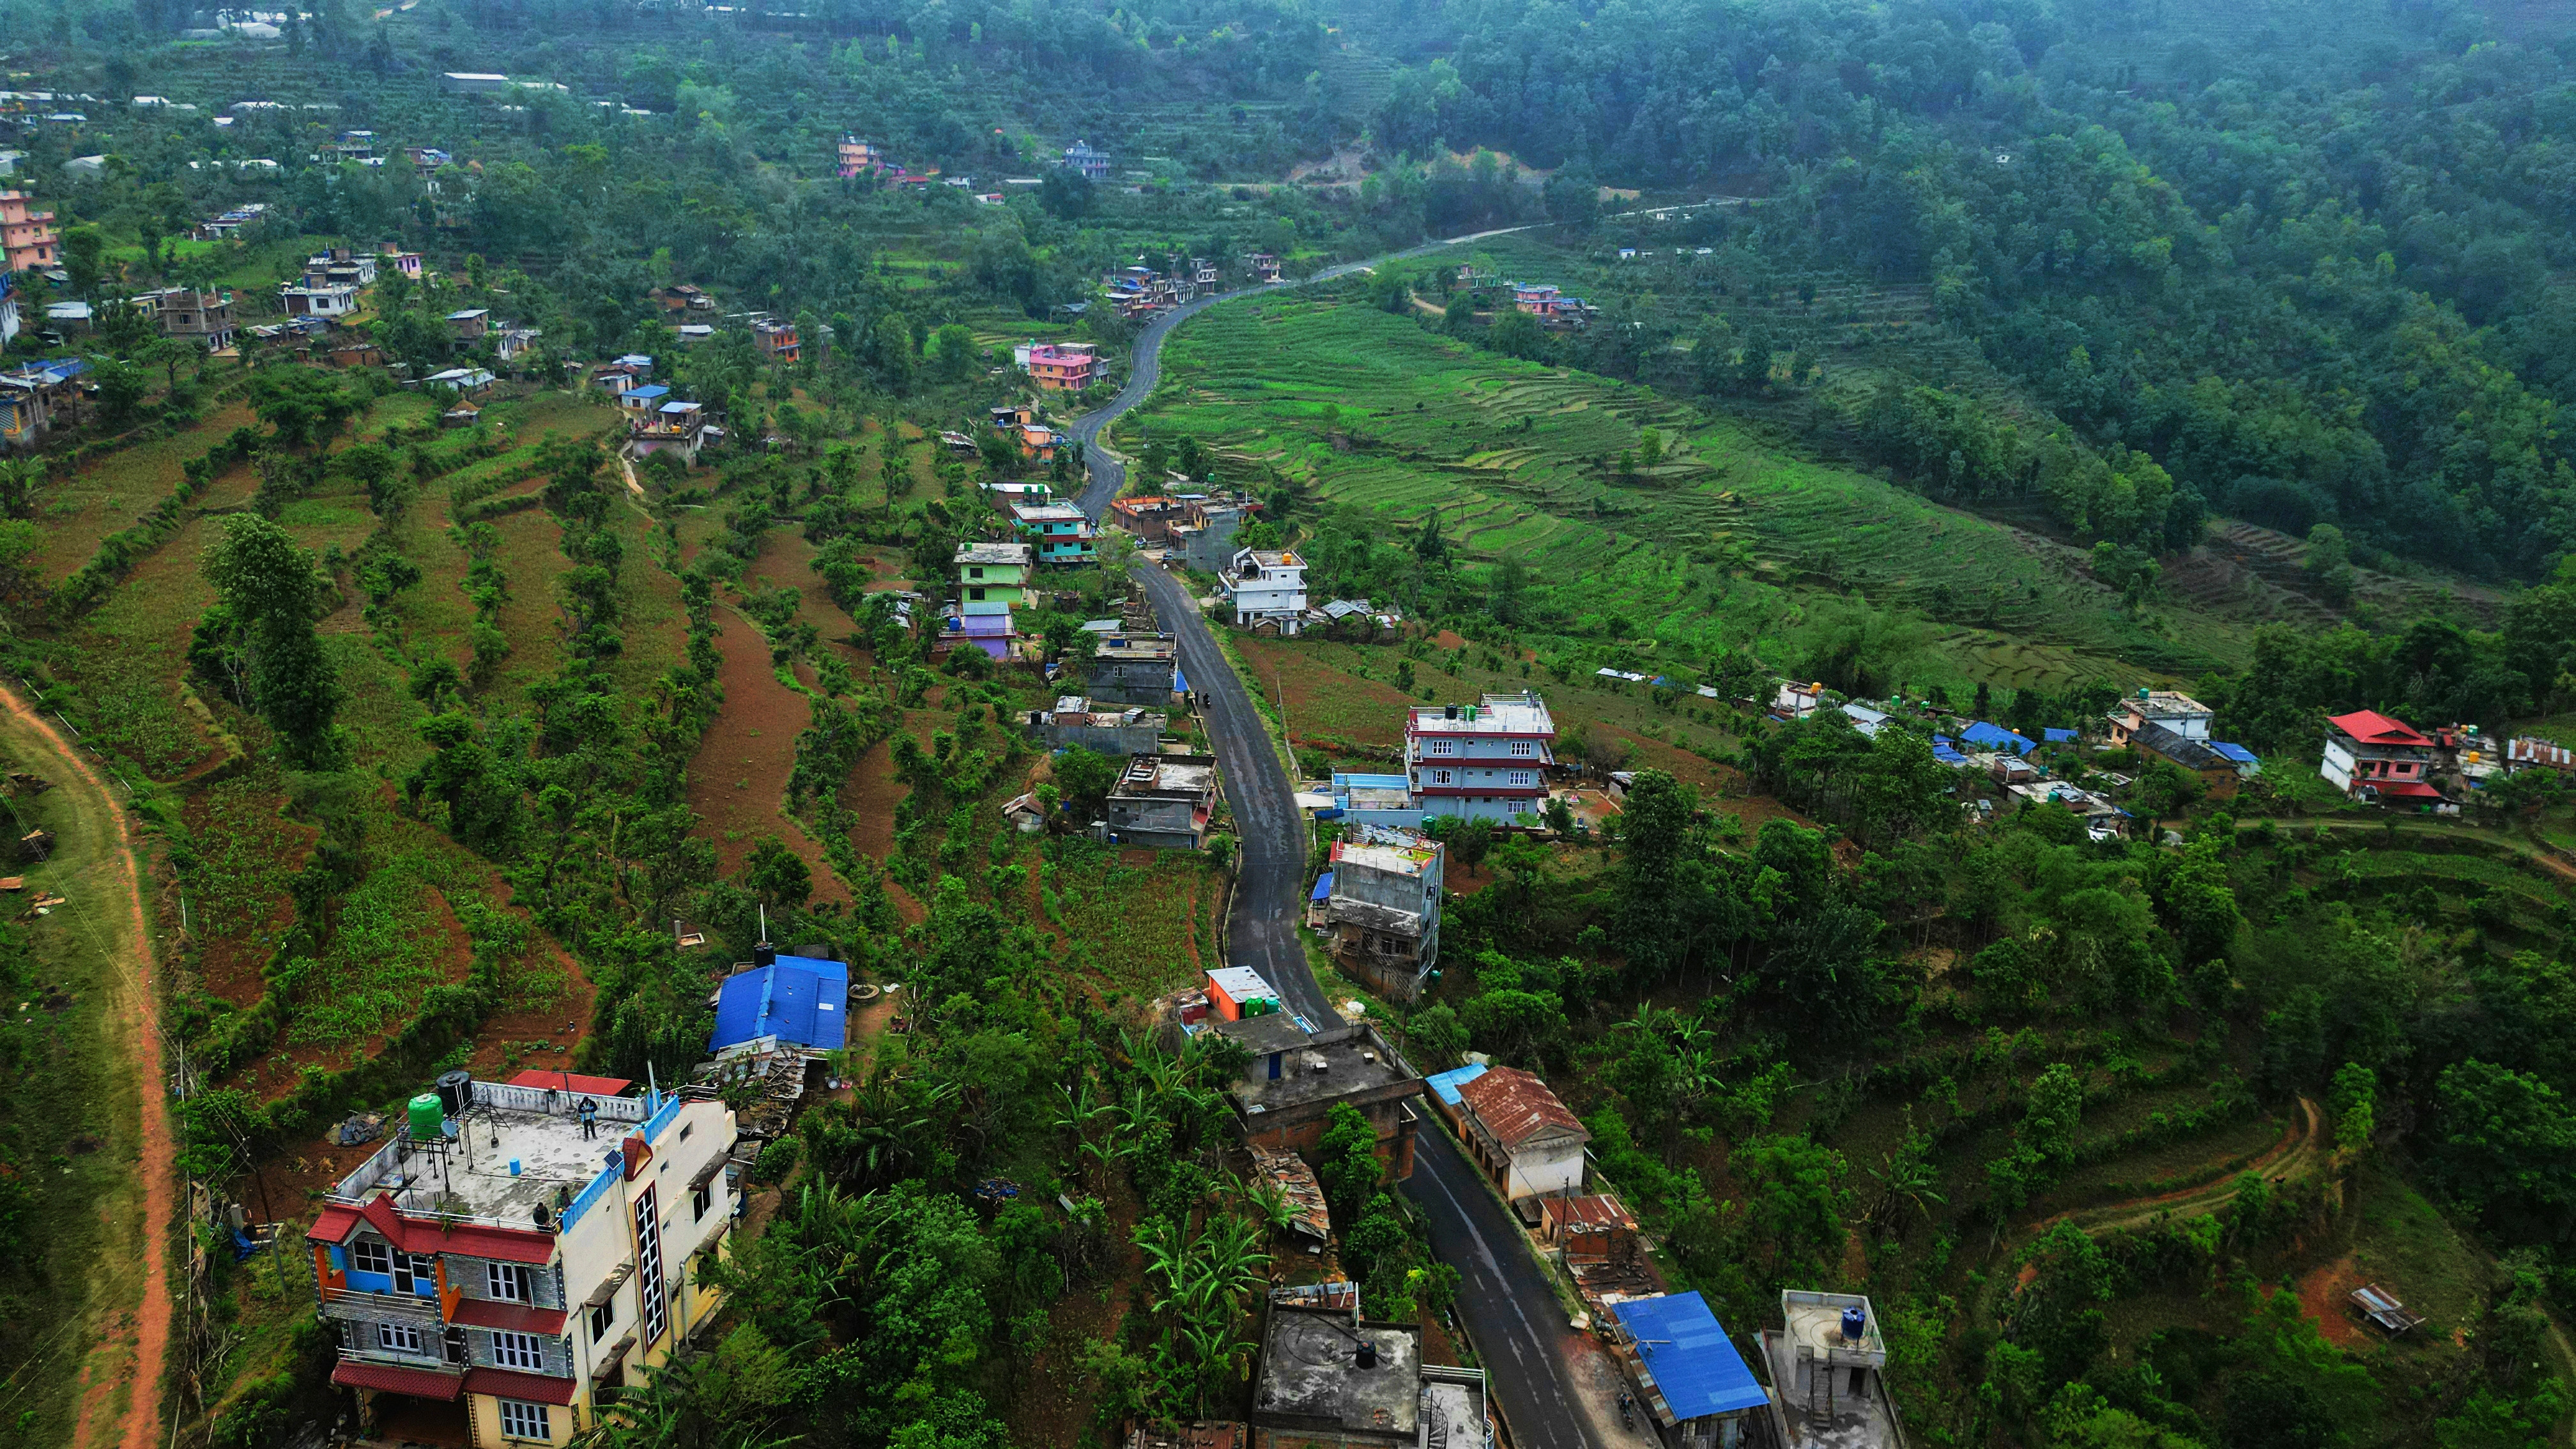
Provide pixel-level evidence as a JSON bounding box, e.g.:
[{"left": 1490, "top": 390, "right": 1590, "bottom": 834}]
[
  {"left": 968, "top": 566, "right": 985, "bottom": 579},
  {"left": 486, "top": 1262, "right": 530, "bottom": 1303},
  {"left": 590, "top": 1299, "right": 615, "bottom": 1341},
  {"left": 393, "top": 1252, "right": 435, "bottom": 1295},
  {"left": 1509, "top": 771, "right": 1535, "bottom": 787},
  {"left": 1428, "top": 739, "right": 1456, "bottom": 756},
  {"left": 692, "top": 1182, "right": 712, "bottom": 1222},
  {"left": 1510, "top": 740, "right": 1534, "bottom": 757},
  {"left": 351, "top": 1239, "right": 392, "bottom": 1276},
  {"left": 1432, "top": 770, "right": 1452, "bottom": 785},
  {"left": 498, "top": 1400, "right": 551, "bottom": 1442},
  {"left": 376, "top": 1322, "right": 424, "bottom": 1354},
  {"left": 489, "top": 1330, "right": 545, "bottom": 1372}
]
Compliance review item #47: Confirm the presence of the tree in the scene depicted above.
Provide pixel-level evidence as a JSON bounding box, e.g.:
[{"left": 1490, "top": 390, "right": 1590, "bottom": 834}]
[
  {"left": 1367, "top": 266, "right": 1410, "bottom": 315},
  {"left": 927, "top": 325, "right": 980, "bottom": 384},
  {"left": 1544, "top": 171, "right": 1600, "bottom": 229},
  {"left": 1317, "top": 1101, "right": 1381, "bottom": 1223},
  {"left": 742, "top": 837, "right": 813, "bottom": 911},
  {"left": 1050, "top": 747, "right": 1119, "bottom": 811},
  {"left": 250, "top": 368, "right": 360, "bottom": 452},
  {"left": 90, "top": 358, "right": 149, "bottom": 431},
  {"left": 341, "top": 441, "right": 410, "bottom": 518},
  {"left": 196, "top": 514, "right": 343, "bottom": 766}
]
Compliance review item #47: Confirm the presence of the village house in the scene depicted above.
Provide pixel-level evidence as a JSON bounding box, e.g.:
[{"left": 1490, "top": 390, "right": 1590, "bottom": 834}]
[
  {"left": 979, "top": 480, "right": 1054, "bottom": 514},
  {"left": 1220, "top": 548, "right": 1307, "bottom": 633},
  {"left": 1248, "top": 1307, "right": 1487, "bottom": 1449},
  {"left": 1011, "top": 502, "right": 1098, "bottom": 565},
  {"left": 134, "top": 287, "right": 235, "bottom": 349},
  {"left": 447, "top": 307, "right": 490, "bottom": 342},
  {"left": 305, "top": 247, "right": 379, "bottom": 289},
  {"left": 954, "top": 540, "right": 1032, "bottom": 618},
  {"left": 1609, "top": 1292, "right": 1770, "bottom": 1449},
  {"left": 1247, "top": 252, "right": 1281, "bottom": 282},
  {"left": 1023, "top": 340, "right": 1100, "bottom": 392},
  {"left": 1406, "top": 692, "right": 1556, "bottom": 823},
  {"left": 0, "top": 358, "right": 82, "bottom": 448},
  {"left": 631, "top": 399, "right": 716, "bottom": 463},
  {"left": 1218, "top": 1016, "right": 1424, "bottom": 1178},
  {"left": 1087, "top": 634, "right": 1179, "bottom": 706},
  {"left": 1101, "top": 753, "right": 1219, "bottom": 849},
  {"left": 1025, "top": 696, "right": 1163, "bottom": 755},
  {"left": 1108, "top": 494, "right": 1185, "bottom": 545},
  {"left": 1174, "top": 494, "right": 1260, "bottom": 571},
  {"left": 302, "top": 1075, "right": 736, "bottom": 1448},
  {"left": 0, "top": 190, "right": 57, "bottom": 271},
  {"left": 836, "top": 135, "right": 884, "bottom": 178},
  {"left": 2105, "top": 688, "right": 2241, "bottom": 798},
  {"left": 379, "top": 241, "right": 425, "bottom": 279},
  {"left": 751, "top": 319, "right": 799, "bottom": 365},
  {"left": 2322, "top": 709, "right": 2440, "bottom": 802},
  {"left": 1757, "top": 1291, "right": 1903, "bottom": 1449},
  {"left": 195, "top": 203, "right": 269, "bottom": 240},
  {"left": 617, "top": 383, "right": 673, "bottom": 419},
  {"left": 1062, "top": 139, "right": 1112, "bottom": 180},
  {"left": 1322, "top": 827, "right": 1443, "bottom": 1002},
  {"left": 1452, "top": 1066, "right": 1588, "bottom": 1202},
  {"left": 709, "top": 946, "right": 848, "bottom": 1058},
  {"left": 280, "top": 284, "right": 358, "bottom": 318},
  {"left": 2508, "top": 736, "right": 2575, "bottom": 774}
]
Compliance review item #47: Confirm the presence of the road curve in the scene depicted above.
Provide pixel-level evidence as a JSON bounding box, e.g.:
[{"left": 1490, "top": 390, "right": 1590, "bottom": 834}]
[{"left": 1073, "top": 229, "right": 1603, "bottom": 1449}]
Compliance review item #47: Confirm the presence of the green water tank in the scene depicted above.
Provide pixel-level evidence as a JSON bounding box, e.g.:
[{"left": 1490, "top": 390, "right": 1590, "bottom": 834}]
[{"left": 408, "top": 1093, "right": 444, "bottom": 1140}]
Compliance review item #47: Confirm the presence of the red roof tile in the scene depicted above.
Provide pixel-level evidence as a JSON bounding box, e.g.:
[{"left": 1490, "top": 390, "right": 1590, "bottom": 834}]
[
  {"left": 307, "top": 1193, "right": 558, "bottom": 1264},
  {"left": 2328, "top": 710, "right": 2431, "bottom": 748},
  {"left": 332, "top": 1359, "right": 463, "bottom": 1400},
  {"left": 504, "top": 1070, "right": 635, "bottom": 1097},
  {"left": 1455, "top": 1066, "right": 1589, "bottom": 1153},
  {"left": 463, "top": 1367, "right": 578, "bottom": 1405},
  {"left": 449, "top": 1298, "right": 569, "bottom": 1335}
]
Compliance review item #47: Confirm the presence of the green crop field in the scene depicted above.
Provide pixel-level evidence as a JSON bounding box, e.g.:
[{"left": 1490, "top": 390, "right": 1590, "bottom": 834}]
[{"left": 1128, "top": 293, "right": 2257, "bottom": 693}]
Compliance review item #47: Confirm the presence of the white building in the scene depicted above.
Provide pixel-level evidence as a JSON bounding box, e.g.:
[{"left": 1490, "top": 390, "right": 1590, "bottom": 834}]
[
  {"left": 304, "top": 1077, "right": 737, "bottom": 1447},
  {"left": 1220, "top": 547, "right": 1307, "bottom": 632},
  {"left": 1405, "top": 691, "right": 1556, "bottom": 823},
  {"left": 1453, "top": 1066, "right": 1589, "bottom": 1201}
]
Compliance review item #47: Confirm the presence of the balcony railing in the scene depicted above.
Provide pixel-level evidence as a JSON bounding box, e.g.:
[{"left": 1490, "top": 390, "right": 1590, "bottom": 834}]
[{"left": 319, "top": 1284, "right": 445, "bottom": 1325}]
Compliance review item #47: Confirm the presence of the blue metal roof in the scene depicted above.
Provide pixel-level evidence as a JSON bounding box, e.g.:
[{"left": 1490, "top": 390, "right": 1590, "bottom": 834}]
[
  {"left": 1932, "top": 745, "right": 1968, "bottom": 765},
  {"left": 709, "top": 963, "right": 847, "bottom": 1053},
  {"left": 1424, "top": 1062, "right": 1487, "bottom": 1107},
  {"left": 1962, "top": 721, "right": 2038, "bottom": 755},
  {"left": 624, "top": 384, "right": 671, "bottom": 401},
  {"left": 2043, "top": 727, "right": 2079, "bottom": 743},
  {"left": 1172, "top": 664, "right": 1188, "bottom": 694},
  {"left": 1611, "top": 1292, "right": 1768, "bottom": 1419},
  {"left": 772, "top": 953, "right": 850, "bottom": 982},
  {"left": 2211, "top": 742, "right": 2259, "bottom": 764},
  {"left": 1310, "top": 871, "right": 1334, "bottom": 903}
]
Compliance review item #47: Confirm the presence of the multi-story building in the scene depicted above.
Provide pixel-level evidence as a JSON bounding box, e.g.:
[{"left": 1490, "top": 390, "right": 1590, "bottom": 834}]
[
  {"left": 304, "top": 247, "right": 379, "bottom": 289},
  {"left": 953, "top": 541, "right": 1031, "bottom": 618},
  {"left": 448, "top": 307, "right": 490, "bottom": 342},
  {"left": 304, "top": 1075, "right": 737, "bottom": 1447},
  {"left": 1219, "top": 547, "right": 1306, "bottom": 632},
  {"left": 1406, "top": 692, "right": 1556, "bottom": 823},
  {"left": 836, "top": 135, "right": 884, "bottom": 178},
  {"left": 1174, "top": 494, "right": 1259, "bottom": 572},
  {"left": 1062, "top": 139, "right": 1111, "bottom": 180},
  {"left": 752, "top": 319, "right": 799, "bottom": 364},
  {"left": 2106, "top": 687, "right": 2238, "bottom": 799},
  {"left": 1757, "top": 1291, "right": 1903, "bottom": 1449},
  {"left": 135, "top": 287, "right": 235, "bottom": 349},
  {"left": 631, "top": 399, "right": 714, "bottom": 462},
  {"left": 1010, "top": 502, "right": 1097, "bottom": 565},
  {"left": 1247, "top": 252, "right": 1281, "bottom": 282},
  {"left": 1024, "top": 341, "right": 1098, "bottom": 392},
  {"left": 1024, "top": 696, "right": 1163, "bottom": 754},
  {"left": 1102, "top": 753, "right": 1219, "bottom": 849},
  {"left": 1323, "top": 827, "right": 1443, "bottom": 1002},
  {"left": 280, "top": 284, "right": 359, "bottom": 318},
  {"left": 2322, "top": 709, "right": 2440, "bottom": 802},
  {"left": 1108, "top": 494, "right": 1184, "bottom": 545},
  {"left": 1086, "top": 634, "right": 1177, "bottom": 706},
  {"left": 0, "top": 190, "right": 58, "bottom": 272}
]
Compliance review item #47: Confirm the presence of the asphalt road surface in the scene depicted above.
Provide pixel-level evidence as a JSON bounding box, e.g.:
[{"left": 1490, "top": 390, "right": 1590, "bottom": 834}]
[{"left": 1073, "top": 233, "right": 1604, "bottom": 1449}]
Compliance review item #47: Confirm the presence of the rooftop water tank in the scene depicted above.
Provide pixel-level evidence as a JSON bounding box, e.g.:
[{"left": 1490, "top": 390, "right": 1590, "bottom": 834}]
[
  {"left": 407, "top": 1092, "right": 444, "bottom": 1141},
  {"left": 1840, "top": 1304, "right": 1868, "bottom": 1343}
]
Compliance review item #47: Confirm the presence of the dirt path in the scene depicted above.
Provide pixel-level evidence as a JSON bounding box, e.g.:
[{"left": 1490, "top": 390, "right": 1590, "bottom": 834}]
[
  {"left": 2043, "top": 1097, "right": 2321, "bottom": 1237},
  {"left": 0, "top": 687, "right": 173, "bottom": 1449}
]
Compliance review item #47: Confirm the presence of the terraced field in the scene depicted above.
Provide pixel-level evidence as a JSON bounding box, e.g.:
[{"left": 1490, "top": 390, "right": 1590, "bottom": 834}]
[{"left": 1132, "top": 293, "right": 2253, "bottom": 689}]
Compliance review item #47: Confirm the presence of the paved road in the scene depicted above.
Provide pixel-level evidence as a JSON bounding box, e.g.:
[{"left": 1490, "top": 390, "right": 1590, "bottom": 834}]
[{"left": 1072, "top": 231, "right": 1602, "bottom": 1449}]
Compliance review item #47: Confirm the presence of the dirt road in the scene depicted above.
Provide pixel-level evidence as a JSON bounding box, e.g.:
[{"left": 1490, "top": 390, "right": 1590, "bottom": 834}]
[{"left": 0, "top": 686, "right": 174, "bottom": 1449}]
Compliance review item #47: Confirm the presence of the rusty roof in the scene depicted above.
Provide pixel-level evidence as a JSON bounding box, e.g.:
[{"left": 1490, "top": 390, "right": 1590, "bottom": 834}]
[{"left": 1455, "top": 1066, "right": 1588, "bottom": 1152}]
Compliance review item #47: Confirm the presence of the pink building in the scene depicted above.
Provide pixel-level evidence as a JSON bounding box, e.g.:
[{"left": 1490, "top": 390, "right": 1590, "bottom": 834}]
[
  {"left": 836, "top": 136, "right": 884, "bottom": 178},
  {"left": 0, "top": 192, "right": 57, "bottom": 273}
]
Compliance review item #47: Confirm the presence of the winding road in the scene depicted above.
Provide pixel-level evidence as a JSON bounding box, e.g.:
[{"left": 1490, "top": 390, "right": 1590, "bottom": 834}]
[{"left": 1071, "top": 235, "right": 1607, "bottom": 1449}]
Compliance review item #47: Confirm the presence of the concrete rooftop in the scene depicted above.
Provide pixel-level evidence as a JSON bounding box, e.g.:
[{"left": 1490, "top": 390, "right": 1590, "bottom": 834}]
[
  {"left": 1255, "top": 1309, "right": 1420, "bottom": 1436},
  {"left": 379, "top": 1110, "right": 622, "bottom": 1223},
  {"left": 1231, "top": 1027, "right": 1412, "bottom": 1114}
]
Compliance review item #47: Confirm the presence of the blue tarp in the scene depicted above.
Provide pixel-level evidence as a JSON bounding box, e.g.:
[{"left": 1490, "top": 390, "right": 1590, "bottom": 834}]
[
  {"left": 1424, "top": 1063, "right": 1487, "bottom": 1107},
  {"left": 1310, "top": 871, "right": 1334, "bottom": 903},
  {"left": 710, "top": 962, "right": 848, "bottom": 1054},
  {"left": 1172, "top": 664, "right": 1189, "bottom": 695},
  {"left": 2044, "top": 728, "right": 2079, "bottom": 744},
  {"left": 1963, "top": 721, "right": 2039, "bottom": 756},
  {"left": 1932, "top": 745, "right": 1969, "bottom": 765},
  {"left": 1611, "top": 1292, "right": 1769, "bottom": 1420},
  {"left": 2211, "top": 742, "right": 2259, "bottom": 765}
]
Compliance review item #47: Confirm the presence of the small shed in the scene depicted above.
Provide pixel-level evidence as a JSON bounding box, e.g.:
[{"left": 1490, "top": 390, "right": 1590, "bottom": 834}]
[{"left": 2350, "top": 1285, "right": 2425, "bottom": 1335}]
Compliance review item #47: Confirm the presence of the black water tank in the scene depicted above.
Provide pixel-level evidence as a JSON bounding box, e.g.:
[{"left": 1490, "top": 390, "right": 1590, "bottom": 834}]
[
  {"left": 752, "top": 942, "right": 776, "bottom": 967},
  {"left": 1356, "top": 1342, "right": 1379, "bottom": 1370},
  {"left": 436, "top": 1069, "right": 473, "bottom": 1117}
]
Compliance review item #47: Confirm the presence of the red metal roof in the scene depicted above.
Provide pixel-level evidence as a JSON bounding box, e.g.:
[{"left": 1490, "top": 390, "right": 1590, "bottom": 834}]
[
  {"left": 2377, "top": 781, "right": 2444, "bottom": 799},
  {"left": 449, "top": 1298, "right": 569, "bottom": 1335},
  {"left": 307, "top": 1194, "right": 557, "bottom": 1264},
  {"left": 504, "top": 1070, "right": 635, "bottom": 1097},
  {"left": 1455, "top": 1066, "right": 1589, "bottom": 1152},
  {"left": 2328, "top": 710, "right": 2431, "bottom": 747},
  {"left": 331, "top": 1358, "right": 463, "bottom": 1400},
  {"left": 463, "top": 1367, "right": 578, "bottom": 1406}
]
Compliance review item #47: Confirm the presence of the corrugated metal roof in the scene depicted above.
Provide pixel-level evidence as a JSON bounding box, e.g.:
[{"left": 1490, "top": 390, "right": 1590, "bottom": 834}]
[
  {"left": 1962, "top": 721, "right": 2037, "bottom": 755},
  {"left": 710, "top": 964, "right": 846, "bottom": 1053},
  {"left": 1456, "top": 1066, "right": 1588, "bottom": 1151},
  {"left": 1613, "top": 1292, "right": 1768, "bottom": 1419},
  {"left": 1424, "top": 1062, "right": 1487, "bottom": 1106}
]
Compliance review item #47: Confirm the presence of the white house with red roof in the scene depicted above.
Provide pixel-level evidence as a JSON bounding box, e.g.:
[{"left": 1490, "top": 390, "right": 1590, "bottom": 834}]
[
  {"left": 1406, "top": 691, "right": 1556, "bottom": 824},
  {"left": 1453, "top": 1066, "right": 1590, "bottom": 1200},
  {"left": 2322, "top": 709, "right": 2440, "bottom": 801},
  {"left": 303, "top": 1075, "right": 736, "bottom": 1446}
]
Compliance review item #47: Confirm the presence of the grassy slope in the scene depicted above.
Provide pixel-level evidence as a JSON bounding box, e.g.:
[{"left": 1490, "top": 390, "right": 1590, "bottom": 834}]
[{"left": 1130, "top": 293, "right": 2254, "bottom": 693}]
